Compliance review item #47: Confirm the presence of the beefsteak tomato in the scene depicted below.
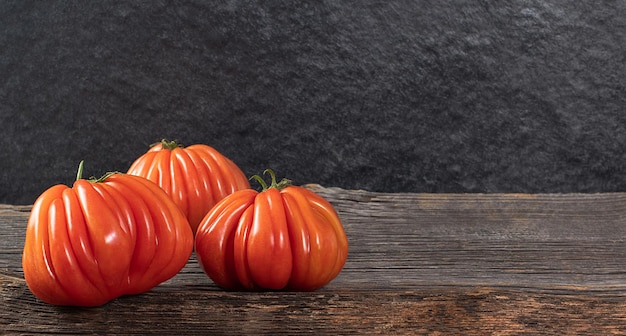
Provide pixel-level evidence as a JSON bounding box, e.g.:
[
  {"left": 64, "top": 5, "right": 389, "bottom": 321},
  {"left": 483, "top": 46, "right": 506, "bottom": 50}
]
[
  {"left": 22, "top": 161, "right": 194, "bottom": 306},
  {"left": 195, "top": 169, "right": 348, "bottom": 291},
  {"left": 127, "top": 139, "right": 250, "bottom": 233}
]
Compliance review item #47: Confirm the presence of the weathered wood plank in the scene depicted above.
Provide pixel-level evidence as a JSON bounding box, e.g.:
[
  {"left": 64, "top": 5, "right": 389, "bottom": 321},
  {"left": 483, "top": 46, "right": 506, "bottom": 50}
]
[
  {"left": 3, "top": 274, "right": 626, "bottom": 335},
  {"left": 2, "top": 186, "right": 626, "bottom": 334},
  {"left": 307, "top": 186, "right": 626, "bottom": 290}
]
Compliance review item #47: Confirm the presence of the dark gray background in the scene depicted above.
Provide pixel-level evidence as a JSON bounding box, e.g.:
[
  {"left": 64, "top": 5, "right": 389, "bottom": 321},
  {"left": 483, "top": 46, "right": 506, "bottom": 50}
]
[{"left": 2, "top": 1, "right": 625, "bottom": 205}]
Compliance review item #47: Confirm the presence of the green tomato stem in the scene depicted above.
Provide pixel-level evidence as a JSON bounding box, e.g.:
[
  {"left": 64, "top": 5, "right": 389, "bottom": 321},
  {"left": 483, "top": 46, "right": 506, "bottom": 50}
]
[
  {"left": 75, "top": 160, "right": 118, "bottom": 183},
  {"left": 159, "top": 139, "right": 183, "bottom": 150},
  {"left": 249, "top": 169, "right": 292, "bottom": 191},
  {"left": 76, "top": 160, "right": 85, "bottom": 181}
]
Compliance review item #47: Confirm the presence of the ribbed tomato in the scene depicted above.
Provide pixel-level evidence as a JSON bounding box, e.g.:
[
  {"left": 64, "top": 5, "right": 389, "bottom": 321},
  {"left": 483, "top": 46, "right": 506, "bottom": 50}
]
[
  {"left": 127, "top": 140, "right": 250, "bottom": 233},
  {"left": 195, "top": 170, "right": 348, "bottom": 291},
  {"left": 22, "top": 161, "right": 194, "bottom": 306}
]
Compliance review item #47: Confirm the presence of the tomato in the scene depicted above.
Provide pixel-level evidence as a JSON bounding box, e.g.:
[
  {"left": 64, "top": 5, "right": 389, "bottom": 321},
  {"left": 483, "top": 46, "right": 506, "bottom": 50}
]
[
  {"left": 22, "top": 161, "right": 194, "bottom": 306},
  {"left": 127, "top": 139, "right": 250, "bottom": 233},
  {"left": 195, "top": 169, "right": 348, "bottom": 291}
]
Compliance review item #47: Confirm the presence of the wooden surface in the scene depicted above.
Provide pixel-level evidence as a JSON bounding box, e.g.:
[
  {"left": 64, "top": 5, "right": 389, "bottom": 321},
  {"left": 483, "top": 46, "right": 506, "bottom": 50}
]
[{"left": 2, "top": 185, "right": 626, "bottom": 334}]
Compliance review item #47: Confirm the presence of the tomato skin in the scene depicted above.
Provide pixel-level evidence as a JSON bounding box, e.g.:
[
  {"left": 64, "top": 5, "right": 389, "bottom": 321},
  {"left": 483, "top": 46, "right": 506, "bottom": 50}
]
[
  {"left": 22, "top": 174, "right": 194, "bottom": 306},
  {"left": 195, "top": 185, "right": 348, "bottom": 291},
  {"left": 127, "top": 141, "right": 250, "bottom": 233}
]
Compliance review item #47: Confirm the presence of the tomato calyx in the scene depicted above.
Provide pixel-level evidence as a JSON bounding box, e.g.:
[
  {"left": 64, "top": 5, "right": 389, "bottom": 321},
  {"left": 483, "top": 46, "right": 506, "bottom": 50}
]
[
  {"left": 153, "top": 139, "right": 184, "bottom": 150},
  {"left": 250, "top": 169, "right": 292, "bottom": 192},
  {"left": 75, "top": 160, "right": 120, "bottom": 183}
]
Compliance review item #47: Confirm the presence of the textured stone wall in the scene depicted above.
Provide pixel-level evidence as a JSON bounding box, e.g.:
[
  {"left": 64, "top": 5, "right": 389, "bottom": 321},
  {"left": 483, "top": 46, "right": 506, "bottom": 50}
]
[{"left": 2, "top": 1, "right": 625, "bottom": 204}]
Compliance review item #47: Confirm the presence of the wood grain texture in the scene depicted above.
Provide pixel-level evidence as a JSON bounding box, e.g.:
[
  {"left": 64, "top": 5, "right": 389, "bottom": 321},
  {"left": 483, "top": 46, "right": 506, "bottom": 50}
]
[{"left": 2, "top": 186, "right": 626, "bottom": 334}]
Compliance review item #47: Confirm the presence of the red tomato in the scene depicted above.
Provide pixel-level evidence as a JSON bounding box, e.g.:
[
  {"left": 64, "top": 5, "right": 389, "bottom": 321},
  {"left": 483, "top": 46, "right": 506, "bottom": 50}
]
[
  {"left": 127, "top": 140, "right": 250, "bottom": 233},
  {"left": 195, "top": 170, "right": 348, "bottom": 291},
  {"left": 22, "top": 161, "right": 194, "bottom": 306}
]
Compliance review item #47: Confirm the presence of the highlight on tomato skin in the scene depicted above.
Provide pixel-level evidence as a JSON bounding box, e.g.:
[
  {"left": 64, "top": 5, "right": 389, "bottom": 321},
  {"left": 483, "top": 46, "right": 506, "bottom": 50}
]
[
  {"left": 21, "top": 161, "right": 194, "bottom": 307},
  {"left": 194, "top": 169, "right": 349, "bottom": 291},
  {"left": 127, "top": 139, "right": 250, "bottom": 234}
]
